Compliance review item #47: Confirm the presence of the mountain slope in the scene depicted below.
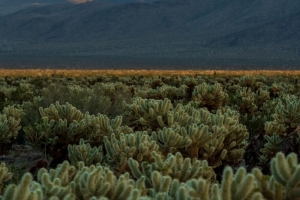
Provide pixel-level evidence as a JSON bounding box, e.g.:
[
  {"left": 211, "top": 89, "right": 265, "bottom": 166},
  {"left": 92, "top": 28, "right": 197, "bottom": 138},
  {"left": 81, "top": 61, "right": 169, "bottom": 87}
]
[{"left": 0, "top": 0, "right": 299, "bottom": 68}]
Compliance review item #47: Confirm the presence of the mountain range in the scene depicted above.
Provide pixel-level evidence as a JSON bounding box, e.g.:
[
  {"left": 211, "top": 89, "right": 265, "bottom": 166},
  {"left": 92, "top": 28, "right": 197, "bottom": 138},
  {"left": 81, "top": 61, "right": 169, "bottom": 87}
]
[{"left": 0, "top": 0, "right": 299, "bottom": 69}]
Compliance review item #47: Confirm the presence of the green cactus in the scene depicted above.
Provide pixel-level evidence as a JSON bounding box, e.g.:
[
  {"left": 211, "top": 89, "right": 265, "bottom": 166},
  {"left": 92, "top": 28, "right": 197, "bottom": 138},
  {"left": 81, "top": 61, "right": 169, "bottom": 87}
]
[
  {"left": 192, "top": 82, "right": 228, "bottom": 110},
  {"left": 260, "top": 95, "right": 300, "bottom": 165},
  {"left": 255, "top": 88, "right": 270, "bottom": 108},
  {"left": 128, "top": 151, "right": 216, "bottom": 188},
  {"left": 260, "top": 134, "right": 283, "bottom": 160},
  {"left": 218, "top": 167, "right": 262, "bottom": 200},
  {"left": 200, "top": 109, "right": 248, "bottom": 167},
  {"left": 7, "top": 74, "right": 300, "bottom": 199},
  {"left": 147, "top": 173, "right": 213, "bottom": 200},
  {"left": 38, "top": 172, "right": 75, "bottom": 199},
  {"left": 37, "top": 161, "right": 76, "bottom": 187},
  {"left": 123, "top": 98, "right": 199, "bottom": 133},
  {"left": 185, "top": 178, "right": 212, "bottom": 200},
  {"left": 151, "top": 127, "right": 192, "bottom": 155},
  {"left": 0, "top": 173, "right": 44, "bottom": 200},
  {"left": 136, "top": 85, "right": 187, "bottom": 103},
  {"left": 25, "top": 101, "right": 132, "bottom": 166},
  {"left": 273, "top": 95, "right": 300, "bottom": 131},
  {"left": 148, "top": 171, "right": 173, "bottom": 198},
  {"left": 183, "top": 123, "right": 218, "bottom": 159},
  {"left": 264, "top": 121, "right": 286, "bottom": 137},
  {"left": 125, "top": 98, "right": 248, "bottom": 168},
  {"left": 24, "top": 101, "right": 89, "bottom": 147},
  {"left": 231, "top": 87, "right": 258, "bottom": 115},
  {"left": 270, "top": 152, "right": 300, "bottom": 200},
  {"left": 3, "top": 105, "right": 23, "bottom": 122},
  {"left": 269, "top": 82, "right": 295, "bottom": 97},
  {"left": 123, "top": 98, "right": 173, "bottom": 132},
  {"left": 68, "top": 138, "right": 104, "bottom": 167},
  {"left": 24, "top": 101, "right": 90, "bottom": 166},
  {"left": 0, "top": 106, "right": 22, "bottom": 145},
  {"left": 73, "top": 164, "right": 136, "bottom": 200},
  {"left": 104, "top": 132, "right": 160, "bottom": 173},
  {"left": 156, "top": 104, "right": 193, "bottom": 129},
  {"left": 0, "top": 163, "right": 13, "bottom": 195},
  {"left": 36, "top": 161, "right": 76, "bottom": 199},
  {"left": 0, "top": 115, "right": 15, "bottom": 144},
  {"left": 39, "top": 101, "right": 84, "bottom": 123},
  {"left": 252, "top": 167, "right": 284, "bottom": 200},
  {"left": 1, "top": 162, "right": 77, "bottom": 200},
  {"left": 238, "top": 75, "right": 258, "bottom": 90},
  {"left": 87, "top": 113, "right": 133, "bottom": 146}
]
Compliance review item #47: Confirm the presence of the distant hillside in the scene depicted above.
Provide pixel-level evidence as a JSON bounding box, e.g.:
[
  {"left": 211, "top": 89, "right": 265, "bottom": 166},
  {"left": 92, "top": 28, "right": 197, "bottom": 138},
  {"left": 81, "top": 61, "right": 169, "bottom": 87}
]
[
  {"left": 0, "top": 0, "right": 63, "bottom": 15},
  {"left": 0, "top": 0, "right": 154, "bottom": 15},
  {"left": 0, "top": 0, "right": 299, "bottom": 69}
]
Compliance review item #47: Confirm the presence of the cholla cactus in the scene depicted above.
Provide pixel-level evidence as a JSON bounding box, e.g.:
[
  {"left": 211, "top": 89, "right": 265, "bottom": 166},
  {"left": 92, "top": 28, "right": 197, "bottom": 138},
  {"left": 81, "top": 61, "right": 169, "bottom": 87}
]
[
  {"left": 261, "top": 95, "right": 300, "bottom": 164},
  {"left": 68, "top": 138, "right": 104, "bottom": 167},
  {"left": 217, "top": 167, "right": 262, "bottom": 200},
  {"left": 24, "top": 101, "right": 90, "bottom": 165},
  {"left": 2, "top": 161, "right": 76, "bottom": 200},
  {"left": 0, "top": 112, "right": 21, "bottom": 144},
  {"left": 73, "top": 164, "right": 136, "bottom": 200},
  {"left": 136, "top": 85, "right": 187, "bottom": 102},
  {"left": 273, "top": 95, "right": 300, "bottom": 131},
  {"left": 185, "top": 178, "right": 213, "bottom": 200},
  {"left": 156, "top": 104, "right": 193, "bottom": 129},
  {"left": 123, "top": 98, "right": 195, "bottom": 133},
  {"left": 104, "top": 132, "right": 160, "bottom": 173},
  {"left": 91, "top": 114, "right": 122, "bottom": 133},
  {"left": 252, "top": 167, "right": 283, "bottom": 200},
  {"left": 192, "top": 82, "right": 228, "bottom": 110},
  {"left": 201, "top": 109, "right": 248, "bottom": 167},
  {"left": 269, "top": 82, "right": 295, "bottom": 97},
  {"left": 183, "top": 123, "right": 217, "bottom": 159},
  {"left": 231, "top": 87, "right": 258, "bottom": 115},
  {"left": 3, "top": 151, "right": 300, "bottom": 200},
  {"left": 35, "top": 161, "right": 76, "bottom": 199},
  {"left": 39, "top": 101, "right": 84, "bottom": 123},
  {"left": 25, "top": 101, "right": 88, "bottom": 147},
  {"left": 38, "top": 172, "right": 75, "bottom": 199},
  {"left": 0, "top": 163, "right": 13, "bottom": 195},
  {"left": 264, "top": 121, "right": 286, "bottom": 137},
  {"left": 25, "top": 101, "right": 132, "bottom": 166},
  {"left": 3, "top": 105, "right": 23, "bottom": 122},
  {"left": 238, "top": 75, "right": 257, "bottom": 90},
  {"left": 37, "top": 161, "right": 76, "bottom": 187},
  {"left": 255, "top": 88, "right": 270, "bottom": 108},
  {"left": 151, "top": 127, "right": 192, "bottom": 155},
  {"left": 270, "top": 152, "right": 300, "bottom": 200},
  {"left": 260, "top": 134, "right": 283, "bottom": 159},
  {"left": 0, "top": 105, "right": 23, "bottom": 145},
  {"left": 125, "top": 99, "right": 248, "bottom": 168},
  {"left": 123, "top": 98, "right": 173, "bottom": 132},
  {"left": 128, "top": 151, "right": 215, "bottom": 188},
  {"left": 88, "top": 113, "right": 133, "bottom": 145},
  {"left": 137, "top": 171, "right": 213, "bottom": 200},
  {"left": 0, "top": 173, "right": 44, "bottom": 200},
  {"left": 147, "top": 172, "right": 177, "bottom": 199}
]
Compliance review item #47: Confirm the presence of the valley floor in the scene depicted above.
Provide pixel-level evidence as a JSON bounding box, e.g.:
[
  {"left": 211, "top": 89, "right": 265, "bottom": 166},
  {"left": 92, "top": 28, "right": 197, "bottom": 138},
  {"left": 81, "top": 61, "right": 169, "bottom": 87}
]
[{"left": 0, "top": 69, "right": 300, "bottom": 78}]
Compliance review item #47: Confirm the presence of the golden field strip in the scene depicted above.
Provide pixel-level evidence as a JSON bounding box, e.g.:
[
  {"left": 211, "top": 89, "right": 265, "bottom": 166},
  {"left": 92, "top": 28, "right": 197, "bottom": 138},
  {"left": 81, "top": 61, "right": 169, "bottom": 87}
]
[{"left": 1, "top": 69, "right": 300, "bottom": 77}]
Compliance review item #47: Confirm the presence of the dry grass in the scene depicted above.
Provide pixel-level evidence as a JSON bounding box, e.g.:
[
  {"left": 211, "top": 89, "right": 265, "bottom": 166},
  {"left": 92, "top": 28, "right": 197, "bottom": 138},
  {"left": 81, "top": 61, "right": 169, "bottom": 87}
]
[{"left": 0, "top": 69, "right": 300, "bottom": 77}]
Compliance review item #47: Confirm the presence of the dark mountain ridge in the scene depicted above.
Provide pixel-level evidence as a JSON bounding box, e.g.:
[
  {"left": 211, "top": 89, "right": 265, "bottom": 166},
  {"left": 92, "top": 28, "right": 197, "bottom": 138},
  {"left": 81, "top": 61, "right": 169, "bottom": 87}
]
[{"left": 0, "top": 0, "right": 299, "bottom": 69}]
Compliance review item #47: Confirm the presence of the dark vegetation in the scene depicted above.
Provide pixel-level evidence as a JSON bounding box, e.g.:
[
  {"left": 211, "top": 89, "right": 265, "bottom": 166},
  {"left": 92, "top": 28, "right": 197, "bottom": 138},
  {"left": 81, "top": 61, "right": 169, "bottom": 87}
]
[{"left": 1, "top": 72, "right": 300, "bottom": 199}]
